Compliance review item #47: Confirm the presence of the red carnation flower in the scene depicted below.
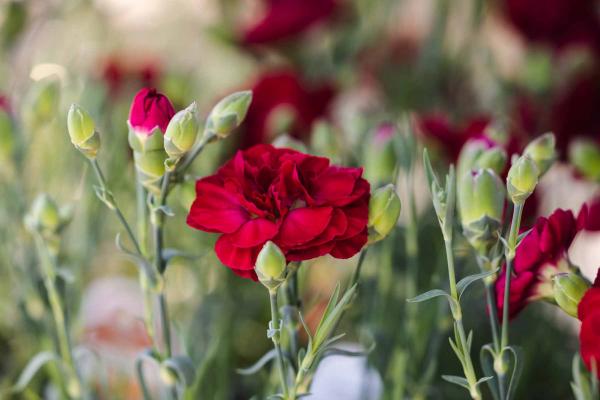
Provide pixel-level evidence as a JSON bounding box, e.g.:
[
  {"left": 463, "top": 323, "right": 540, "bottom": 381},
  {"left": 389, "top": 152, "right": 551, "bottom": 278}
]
[
  {"left": 496, "top": 207, "right": 587, "bottom": 319},
  {"left": 578, "top": 269, "right": 600, "bottom": 378},
  {"left": 128, "top": 88, "right": 175, "bottom": 136},
  {"left": 186, "top": 144, "right": 370, "bottom": 280},
  {"left": 242, "top": 0, "right": 337, "bottom": 45},
  {"left": 502, "top": 0, "right": 600, "bottom": 52},
  {"left": 241, "top": 70, "right": 334, "bottom": 148}
]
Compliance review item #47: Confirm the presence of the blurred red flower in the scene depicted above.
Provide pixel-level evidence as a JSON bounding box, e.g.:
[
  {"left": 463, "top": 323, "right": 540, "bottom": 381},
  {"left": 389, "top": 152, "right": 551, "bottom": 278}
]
[
  {"left": 186, "top": 144, "right": 370, "bottom": 280},
  {"left": 101, "top": 57, "right": 159, "bottom": 96},
  {"left": 496, "top": 207, "right": 587, "bottom": 319},
  {"left": 128, "top": 88, "right": 175, "bottom": 136},
  {"left": 242, "top": 0, "right": 337, "bottom": 45},
  {"left": 578, "top": 269, "right": 600, "bottom": 378},
  {"left": 241, "top": 70, "right": 335, "bottom": 148},
  {"left": 0, "top": 95, "right": 9, "bottom": 112},
  {"left": 502, "top": 0, "right": 600, "bottom": 52},
  {"left": 551, "top": 70, "right": 600, "bottom": 156},
  {"left": 582, "top": 196, "right": 600, "bottom": 231}
]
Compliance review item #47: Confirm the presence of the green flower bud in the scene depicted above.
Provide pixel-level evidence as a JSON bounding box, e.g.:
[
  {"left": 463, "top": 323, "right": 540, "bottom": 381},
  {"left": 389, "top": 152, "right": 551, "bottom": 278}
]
[
  {"left": 67, "top": 104, "right": 100, "bottom": 158},
  {"left": 24, "top": 193, "right": 70, "bottom": 237},
  {"left": 255, "top": 241, "right": 287, "bottom": 290},
  {"left": 23, "top": 78, "right": 60, "bottom": 128},
  {"left": 507, "top": 155, "right": 539, "bottom": 204},
  {"left": 553, "top": 272, "right": 590, "bottom": 318},
  {"left": 134, "top": 150, "right": 167, "bottom": 193},
  {"left": 368, "top": 184, "right": 401, "bottom": 243},
  {"left": 364, "top": 123, "right": 397, "bottom": 183},
  {"left": 164, "top": 102, "right": 199, "bottom": 160},
  {"left": 523, "top": 132, "right": 556, "bottom": 177},
  {"left": 457, "top": 139, "right": 507, "bottom": 178},
  {"left": 205, "top": 91, "right": 252, "bottom": 139},
  {"left": 569, "top": 139, "right": 600, "bottom": 182},
  {"left": 458, "top": 169, "right": 505, "bottom": 253}
]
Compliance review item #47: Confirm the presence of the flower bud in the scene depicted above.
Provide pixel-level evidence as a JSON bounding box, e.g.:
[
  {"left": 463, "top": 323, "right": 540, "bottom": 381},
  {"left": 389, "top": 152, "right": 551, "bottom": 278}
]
[
  {"left": 368, "top": 184, "right": 401, "bottom": 243},
  {"left": 507, "top": 155, "right": 539, "bottom": 204},
  {"left": 67, "top": 104, "right": 100, "bottom": 158},
  {"left": 24, "top": 194, "right": 70, "bottom": 237},
  {"left": 457, "top": 139, "right": 507, "bottom": 178},
  {"left": 553, "top": 272, "right": 590, "bottom": 318},
  {"left": 23, "top": 78, "right": 60, "bottom": 128},
  {"left": 458, "top": 169, "right": 505, "bottom": 253},
  {"left": 523, "top": 132, "right": 556, "bottom": 177},
  {"left": 364, "top": 122, "right": 397, "bottom": 183},
  {"left": 128, "top": 88, "right": 175, "bottom": 137},
  {"left": 569, "top": 139, "right": 600, "bottom": 182},
  {"left": 164, "top": 102, "right": 199, "bottom": 160},
  {"left": 205, "top": 91, "right": 252, "bottom": 139},
  {"left": 255, "top": 241, "right": 287, "bottom": 290}
]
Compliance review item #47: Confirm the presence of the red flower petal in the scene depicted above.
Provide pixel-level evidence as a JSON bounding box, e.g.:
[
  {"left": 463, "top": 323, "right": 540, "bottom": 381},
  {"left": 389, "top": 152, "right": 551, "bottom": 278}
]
[
  {"left": 227, "top": 218, "right": 278, "bottom": 248},
  {"left": 330, "top": 228, "right": 368, "bottom": 259},
  {"left": 187, "top": 182, "right": 249, "bottom": 233},
  {"left": 579, "top": 311, "right": 600, "bottom": 379},
  {"left": 214, "top": 235, "right": 259, "bottom": 270},
  {"left": 277, "top": 207, "right": 333, "bottom": 247}
]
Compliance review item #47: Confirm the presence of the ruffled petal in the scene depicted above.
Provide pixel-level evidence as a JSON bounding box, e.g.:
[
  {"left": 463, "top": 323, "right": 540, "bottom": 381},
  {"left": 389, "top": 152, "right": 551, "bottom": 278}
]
[
  {"left": 214, "top": 235, "right": 259, "bottom": 271},
  {"left": 330, "top": 228, "right": 368, "bottom": 259},
  {"left": 227, "top": 218, "right": 278, "bottom": 248},
  {"left": 277, "top": 207, "right": 333, "bottom": 247},
  {"left": 187, "top": 181, "right": 249, "bottom": 233}
]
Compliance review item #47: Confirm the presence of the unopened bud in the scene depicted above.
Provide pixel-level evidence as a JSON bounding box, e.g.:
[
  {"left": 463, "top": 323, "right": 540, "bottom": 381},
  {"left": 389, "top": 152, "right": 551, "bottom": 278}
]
[
  {"left": 523, "top": 132, "right": 556, "bottom": 177},
  {"left": 459, "top": 169, "right": 505, "bottom": 253},
  {"left": 507, "top": 155, "right": 539, "bottom": 204},
  {"left": 368, "top": 184, "right": 401, "bottom": 243},
  {"left": 255, "top": 241, "right": 287, "bottom": 290},
  {"left": 569, "top": 139, "right": 600, "bottom": 182},
  {"left": 457, "top": 139, "right": 507, "bottom": 178},
  {"left": 364, "top": 123, "right": 397, "bottom": 183},
  {"left": 205, "top": 91, "right": 252, "bottom": 139},
  {"left": 24, "top": 78, "right": 60, "bottom": 128},
  {"left": 164, "top": 102, "right": 199, "bottom": 160},
  {"left": 553, "top": 273, "right": 590, "bottom": 318},
  {"left": 24, "top": 194, "right": 66, "bottom": 236},
  {"left": 67, "top": 104, "right": 100, "bottom": 158}
]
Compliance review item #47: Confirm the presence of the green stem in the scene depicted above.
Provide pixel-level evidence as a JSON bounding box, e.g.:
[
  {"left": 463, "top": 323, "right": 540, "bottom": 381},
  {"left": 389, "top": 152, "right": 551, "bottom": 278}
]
[
  {"left": 269, "top": 290, "right": 290, "bottom": 398},
  {"left": 153, "top": 172, "right": 173, "bottom": 355},
  {"left": 90, "top": 159, "right": 142, "bottom": 255},
  {"left": 282, "top": 263, "right": 300, "bottom": 364},
  {"left": 483, "top": 282, "right": 500, "bottom": 353},
  {"left": 136, "top": 172, "right": 149, "bottom": 256},
  {"left": 350, "top": 248, "right": 368, "bottom": 288},
  {"left": 34, "top": 235, "right": 82, "bottom": 399},
  {"left": 444, "top": 239, "right": 481, "bottom": 400},
  {"left": 501, "top": 203, "right": 523, "bottom": 349}
]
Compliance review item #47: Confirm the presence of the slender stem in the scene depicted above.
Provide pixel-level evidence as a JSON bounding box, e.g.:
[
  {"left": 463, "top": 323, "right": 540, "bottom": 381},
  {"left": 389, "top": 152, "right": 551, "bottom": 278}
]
[
  {"left": 34, "top": 235, "right": 82, "bottom": 399},
  {"left": 282, "top": 263, "right": 300, "bottom": 364},
  {"left": 350, "top": 249, "right": 368, "bottom": 288},
  {"left": 90, "top": 159, "right": 142, "bottom": 255},
  {"left": 443, "top": 239, "right": 481, "bottom": 400},
  {"left": 152, "top": 172, "right": 173, "bottom": 355},
  {"left": 136, "top": 172, "right": 149, "bottom": 256},
  {"left": 269, "top": 290, "right": 290, "bottom": 398},
  {"left": 501, "top": 203, "right": 523, "bottom": 349},
  {"left": 484, "top": 282, "right": 500, "bottom": 352}
]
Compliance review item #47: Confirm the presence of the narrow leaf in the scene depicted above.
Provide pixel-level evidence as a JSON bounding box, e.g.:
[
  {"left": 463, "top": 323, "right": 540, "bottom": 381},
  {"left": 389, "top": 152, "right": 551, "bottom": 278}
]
[
  {"left": 407, "top": 289, "right": 451, "bottom": 303},
  {"left": 480, "top": 344, "right": 500, "bottom": 400},
  {"left": 13, "top": 351, "right": 59, "bottom": 392},
  {"left": 441, "top": 375, "right": 470, "bottom": 390},
  {"left": 236, "top": 349, "right": 277, "bottom": 375},
  {"left": 457, "top": 270, "right": 498, "bottom": 299},
  {"left": 162, "top": 356, "right": 196, "bottom": 386}
]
